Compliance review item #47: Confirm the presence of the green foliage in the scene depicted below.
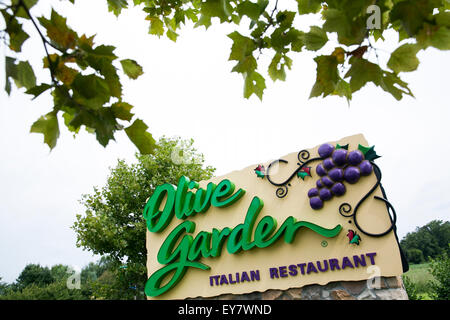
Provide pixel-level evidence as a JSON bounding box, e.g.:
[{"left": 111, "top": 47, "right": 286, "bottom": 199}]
[
  {"left": 403, "top": 275, "right": 421, "bottom": 300},
  {"left": 15, "top": 264, "right": 53, "bottom": 289},
  {"left": 403, "top": 262, "right": 435, "bottom": 298},
  {"left": 1, "top": 0, "right": 154, "bottom": 153},
  {"left": 406, "top": 248, "right": 425, "bottom": 264},
  {"left": 72, "top": 136, "right": 215, "bottom": 299},
  {"left": 400, "top": 220, "right": 450, "bottom": 264},
  {"left": 0, "top": 258, "right": 119, "bottom": 300},
  {"left": 1, "top": 0, "right": 449, "bottom": 151},
  {"left": 0, "top": 281, "right": 87, "bottom": 300},
  {"left": 429, "top": 249, "right": 450, "bottom": 300}
]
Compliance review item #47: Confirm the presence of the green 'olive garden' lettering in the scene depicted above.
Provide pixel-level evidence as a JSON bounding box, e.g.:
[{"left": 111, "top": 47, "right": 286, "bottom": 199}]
[{"left": 143, "top": 176, "right": 342, "bottom": 297}]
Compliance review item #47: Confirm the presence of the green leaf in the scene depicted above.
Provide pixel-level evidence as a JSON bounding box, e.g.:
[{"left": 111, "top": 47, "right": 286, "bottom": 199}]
[
  {"left": 120, "top": 59, "right": 144, "bottom": 80},
  {"left": 199, "top": 0, "right": 233, "bottom": 23},
  {"left": 322, "top": 9, "right": 366, "bottom": 46},
  {"left": 14, "top": 61, "right": 36, "bottom": 90},
  {"left": 357, "top": 144, "right": 381, "bottom": 162},
  {"left": 1, "top": 11, "right": 30, "bottom": 52},
  {"left": 107, "top": 0, "right": 128, "bottom": 16},
  {"left": 390, "top": 0, "right": 437, "bottom": 36},
  {"left": 26, "top": 83, "right": 53, "bottom": 100},
  {"left": 166, "top": 29, "right": 179, "bottom": 42},
  {"left": 11, "top": 0, "right": 38, "bottom": 18},
  {"left": 322, "top": 9, "right": 350, "bottom": 39},
  {"left": 303, "top": 26, "right": 328, "bottom": 51},
  {"left": 231, "top": 55, "right": 257, "bottom": 74},
  {"left": 111, "top": 102, "right": 134, "bottom": 121},
  {"left": 243, "top": 71, "right": 266, "bottom": 100},
  {"left": 336, "top": 144, "right": 349, "bottom": 150},
  {"left": 297, "top": 0, "right": 322, "bottom": 14},
  {"left": 125, "top": 119, "right": 156, "bottom": 155},
  {"left": 416, "top": 23, "right": 450, "bottom": 50},
  {"left": 289, "top": 28, "right": 305, "bottom": 52},
  {"left": 71, "top": 74, "right": 111, "bottom": 109},
  {"left": 344, "top": 57, "right": 382, "bottom": 92},
  {"left": 276, "top": 11, "right": 296, "bottom": 30},
  {"left": 228, "top": 31, "right": 256, "bottom": 61},
  {"left": 380, "top": 71, "right": 414, "bottom": 100},
  {"left": 5, "top": 56, "right": 17, "bottom": 95},
  {"left": 30, "top": 112, "right": 60, "bottom": 150},
  {"left": 268, "top": 53, "right": 291, "bottom": 82},
  {"left": 309, "top": 55, "right": 339, "bottom": 98},
  {"left": 436, "top": 11, "right": 450, "bottom": 27},
  {"left": 255, "top": 170, "right": 265, "bottom": 178},
  {"left": 387, "top": 43, "right": 420, "bottom": 73},
  {"left": 236, "top": 1, "right": 262, "bottom": 21},
  {"left": 333, "top": 78, "right": 352, "bottom": 103},
  {"left": 38, "top": 9, "right": 78, "bottom": 49},
  {"left": 62, "top": 112, "right": 80, "bottom": 135},
  {"left": 148, "top": 17, "right": 164, "bottom": 37}
]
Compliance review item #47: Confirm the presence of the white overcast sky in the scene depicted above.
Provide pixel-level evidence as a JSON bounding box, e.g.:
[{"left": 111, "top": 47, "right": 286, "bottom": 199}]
[{"left": 0, "top": 1, "right": 449, "bottom": 283}]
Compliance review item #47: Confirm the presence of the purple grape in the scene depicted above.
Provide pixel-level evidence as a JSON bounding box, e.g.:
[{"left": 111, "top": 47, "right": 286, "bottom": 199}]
[
  {"left": 319, "top": 188, "right": 333, "bottom": 201},
  {"left": 348, "top": 150, "right": 364, "bottom": 166},
  {"left": 331, "top": 182, "right": 346, "bottom": 196},
  {"left": 359, "top": 160, "right": 373, "bottom": 176},
  {"left": 316, "top": 179, "right": 324, "bottom": 188},
  {"left": 308, "top": 188, "right": 319, "bottom": 198},
  {"left": 332, "top": 149, "right": 348, "bottom": 166},
  {"left": 318, "top": 143, "right": 335, "bottom": 158},
  {"left": 344, "top": 166, "right": 361, "bottom": 184},
  {"left": 321, "top": 176, "right": 334, "bottom": 188},
  {"left": 310, "top": 196, "right": 323, "bottom": 210},
  {"left": 328, "top": 168, "right": 344, "bottom": 182},
  {"left": 323, "top": 157, "right": 335, "bottom": 170},
  {"left": 316, "top": 163, "right": 327, "bottom": 177}
]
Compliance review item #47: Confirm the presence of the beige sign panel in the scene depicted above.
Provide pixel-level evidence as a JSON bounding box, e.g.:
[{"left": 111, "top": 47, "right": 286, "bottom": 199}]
[{"left": 145, "top": 134, "right": 404, "bottom": 299}]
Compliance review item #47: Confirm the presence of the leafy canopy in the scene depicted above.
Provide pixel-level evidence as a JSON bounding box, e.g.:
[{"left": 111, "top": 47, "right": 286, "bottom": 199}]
[{"left": 1, "top": 0, "right": 449, "bottom": 151}]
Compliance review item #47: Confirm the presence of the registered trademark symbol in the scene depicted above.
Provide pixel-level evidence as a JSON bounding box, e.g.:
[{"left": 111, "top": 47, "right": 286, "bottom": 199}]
[{"left": 321, "top": 240, "right": 328, "bottom": 247}]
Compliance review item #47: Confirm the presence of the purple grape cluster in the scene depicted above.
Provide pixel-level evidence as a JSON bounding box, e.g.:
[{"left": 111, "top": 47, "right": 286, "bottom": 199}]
[{"left": 308, "top": 143, "right": 373, "bottom": 210}]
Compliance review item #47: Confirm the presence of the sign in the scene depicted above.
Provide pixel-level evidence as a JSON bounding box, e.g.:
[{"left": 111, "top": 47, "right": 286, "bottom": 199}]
[{"left": 144, "top": 134, "right": 405, "bottom": 299}]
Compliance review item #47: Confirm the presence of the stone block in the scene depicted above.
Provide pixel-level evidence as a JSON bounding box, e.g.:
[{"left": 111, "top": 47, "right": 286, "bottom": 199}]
[
  {"left": 261, "top": 289, "right": 283, "bottom": 300},
  {"left": 342, "top": 280, "right": 368, "bottom": 295},
  {"left": 331, "top": 289, "right": 356, "bottom": 300}
]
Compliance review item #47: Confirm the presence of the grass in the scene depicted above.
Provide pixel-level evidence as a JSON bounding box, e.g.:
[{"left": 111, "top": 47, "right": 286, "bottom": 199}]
[{"left": 403, "top": 262, "right": 435, "bottom": 299}]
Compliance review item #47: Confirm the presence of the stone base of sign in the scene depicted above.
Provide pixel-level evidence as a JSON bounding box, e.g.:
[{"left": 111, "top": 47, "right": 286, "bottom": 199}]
[{"left": 193, "top": 276, "right": 408, "bottom": 300}]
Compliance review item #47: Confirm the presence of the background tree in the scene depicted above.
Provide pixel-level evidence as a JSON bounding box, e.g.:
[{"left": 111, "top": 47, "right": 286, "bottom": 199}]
[
  {"left": 1, "top": 0, "right": 449, "bottom": 151},
  {"left": 72, "top": 136, "right": 215, "bottom": 299},
  {"left": 0, "top": 277, "right": 10, "bottom": 295},
  {"left": 400, "top": 219, "right": 450, "bottom": 264},
  {"left": 429, "top": 248, "right": 450, "bottom": 300},
  {"left": 0, "top": 258, "right": 115, "bottom": 300},
  {"left": 14, "top": 263, "right": 53, "bottom": 290}
]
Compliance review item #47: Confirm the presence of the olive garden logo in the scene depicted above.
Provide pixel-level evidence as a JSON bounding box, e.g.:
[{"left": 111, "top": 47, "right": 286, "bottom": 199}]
[
  {"left": 143, "top": 135, "right": 405, "bottom": 299},
  {"left": 143, "top": 176, "right": 342, "bottom": 297}
]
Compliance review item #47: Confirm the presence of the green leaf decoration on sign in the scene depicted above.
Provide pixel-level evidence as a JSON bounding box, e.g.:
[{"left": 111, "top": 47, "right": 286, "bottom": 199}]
[
  {"left": 358, "top": 144, "right": 381, "bottom": 162},
  {"left": 254, "top": 164, "right": 266, "bottom": 178},
  {"left": 297, "top": 166, "right": 311, "bottom": 180},
  {"left": 347, "top": 229, "right": 361, "bottom": 245},
  {"left": 350, "top": 234, "right": 361, "bottom": 245},
  {"left": 336, "top": 143, "right": 349, "bottom": 150}
]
